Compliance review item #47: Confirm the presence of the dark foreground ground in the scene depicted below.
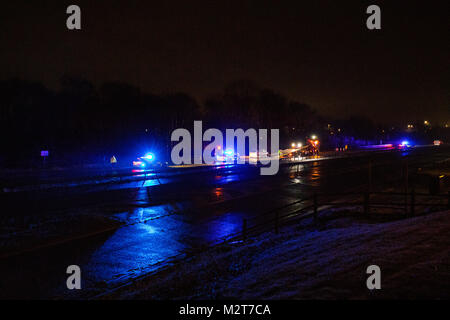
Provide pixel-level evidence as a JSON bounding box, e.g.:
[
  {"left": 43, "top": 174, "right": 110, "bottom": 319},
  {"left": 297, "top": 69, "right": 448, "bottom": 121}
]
[{"left": 109, "top": 209, "right": 450, "bottom": 300}]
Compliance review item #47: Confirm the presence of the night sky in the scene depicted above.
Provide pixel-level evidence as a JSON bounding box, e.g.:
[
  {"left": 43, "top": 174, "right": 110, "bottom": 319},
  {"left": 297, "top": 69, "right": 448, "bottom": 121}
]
[{"left": 1, "top": 0, "right": 448, "bottom": 124}]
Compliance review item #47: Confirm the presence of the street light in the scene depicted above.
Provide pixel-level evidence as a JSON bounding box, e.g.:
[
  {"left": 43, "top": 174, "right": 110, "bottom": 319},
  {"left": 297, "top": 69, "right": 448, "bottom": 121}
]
[
  {"left": 311, "top": 135, "right": 317, "bottom": 140},
  {"left": 291, "top": 143, "right": 296, "bottom": 148},
  {"left": 297, "top": 143, "right": 302, "bottom": 148}
]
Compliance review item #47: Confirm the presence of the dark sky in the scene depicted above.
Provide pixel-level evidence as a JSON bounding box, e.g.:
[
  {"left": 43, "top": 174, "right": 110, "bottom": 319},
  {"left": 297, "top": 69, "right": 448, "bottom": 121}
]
[{"left": 1, "top": 0, "right": 448, "bottom": 124}]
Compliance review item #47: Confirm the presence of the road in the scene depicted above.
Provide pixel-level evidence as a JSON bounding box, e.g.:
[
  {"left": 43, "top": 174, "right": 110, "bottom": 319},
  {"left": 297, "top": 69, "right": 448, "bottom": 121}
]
[{"left": 0, "top": 146, "right": 448, "bottom": 299}]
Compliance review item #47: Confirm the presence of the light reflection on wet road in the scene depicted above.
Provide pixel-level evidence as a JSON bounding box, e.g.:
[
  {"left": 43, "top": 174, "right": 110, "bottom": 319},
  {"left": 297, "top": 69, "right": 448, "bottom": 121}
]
[{"left": 84, "top": 215, "right": 187, "bottom": 284}]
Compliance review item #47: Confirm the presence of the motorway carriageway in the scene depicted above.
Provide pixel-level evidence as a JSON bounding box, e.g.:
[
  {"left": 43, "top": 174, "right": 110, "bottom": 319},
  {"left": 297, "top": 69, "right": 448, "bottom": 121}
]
[{"left": 0, "top": 145, "right": 435, "bottom": 193}]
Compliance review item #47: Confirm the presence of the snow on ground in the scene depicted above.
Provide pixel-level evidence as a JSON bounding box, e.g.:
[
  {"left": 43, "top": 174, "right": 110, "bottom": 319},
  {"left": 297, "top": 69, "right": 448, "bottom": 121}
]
[{"left": 111, "top": 209, "right": 450, "bottom": 300}]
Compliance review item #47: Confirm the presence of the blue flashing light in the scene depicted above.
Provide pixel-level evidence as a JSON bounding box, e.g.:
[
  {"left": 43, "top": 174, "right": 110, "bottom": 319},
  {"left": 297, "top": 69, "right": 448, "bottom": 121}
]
[
  {"left": 400, "top": 140, "right": 409, "bottom": 146},
  {"left": 143, "top": 153, "right": 154, "bottom": 161}
]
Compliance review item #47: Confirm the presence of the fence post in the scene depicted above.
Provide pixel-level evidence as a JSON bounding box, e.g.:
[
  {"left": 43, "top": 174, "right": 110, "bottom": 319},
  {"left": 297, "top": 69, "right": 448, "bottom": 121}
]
[
  {"left": 410, "top": 188, "right": 415, "bottom": 216},
  {"left": 275, "top": 212, "right": 279, "bottom": 234},
  {"left": 313, "top": 193, "right": 318, "bottom": 224},
  {"left": 364, "top": 192, "right": 370, "bottom": 215},
  {"left": 242, "top": 218, "right": 247, "bottom": 242}
]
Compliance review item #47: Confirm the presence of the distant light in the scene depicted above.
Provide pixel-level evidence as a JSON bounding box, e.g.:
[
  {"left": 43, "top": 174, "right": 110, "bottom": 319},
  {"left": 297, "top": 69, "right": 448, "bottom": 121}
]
[
  {"left": 291, "top": 143, "right": 296, "bottom": 148},
  {"left": 311, "top": 135, "right": 317, "bottom": 140},
  {"left": 424, "top": 120, "right": 430, "bottom": 125},
  {"left": 400, "top": 140, "right": 409, "bottom": 146},
  {"left": 224, "top": 149, "right": 233, "bottom": 156},
  {"left": 217, "top": 146, "right": 221, "bottom": 150},
  {"left": 297, "top": 143, "right": 302, "bottom": 148},
  {"left": 143, "top": 153, "right": 154, "bottom": 160}
]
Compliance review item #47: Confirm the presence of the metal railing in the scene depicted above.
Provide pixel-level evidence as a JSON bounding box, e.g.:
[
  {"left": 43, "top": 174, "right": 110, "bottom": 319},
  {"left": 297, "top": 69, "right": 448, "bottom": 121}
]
[{"left": 232, "top": 190, "right": 450, "bottom": 242}]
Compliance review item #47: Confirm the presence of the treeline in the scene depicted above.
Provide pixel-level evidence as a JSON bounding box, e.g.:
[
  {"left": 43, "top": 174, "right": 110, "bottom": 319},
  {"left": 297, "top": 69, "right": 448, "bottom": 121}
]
[
  {"left": 0, "top": 77, "right": 322, "bottom": 167},
  {"left": 0, "top": 77, "right": 444, "bottom": 168}
]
